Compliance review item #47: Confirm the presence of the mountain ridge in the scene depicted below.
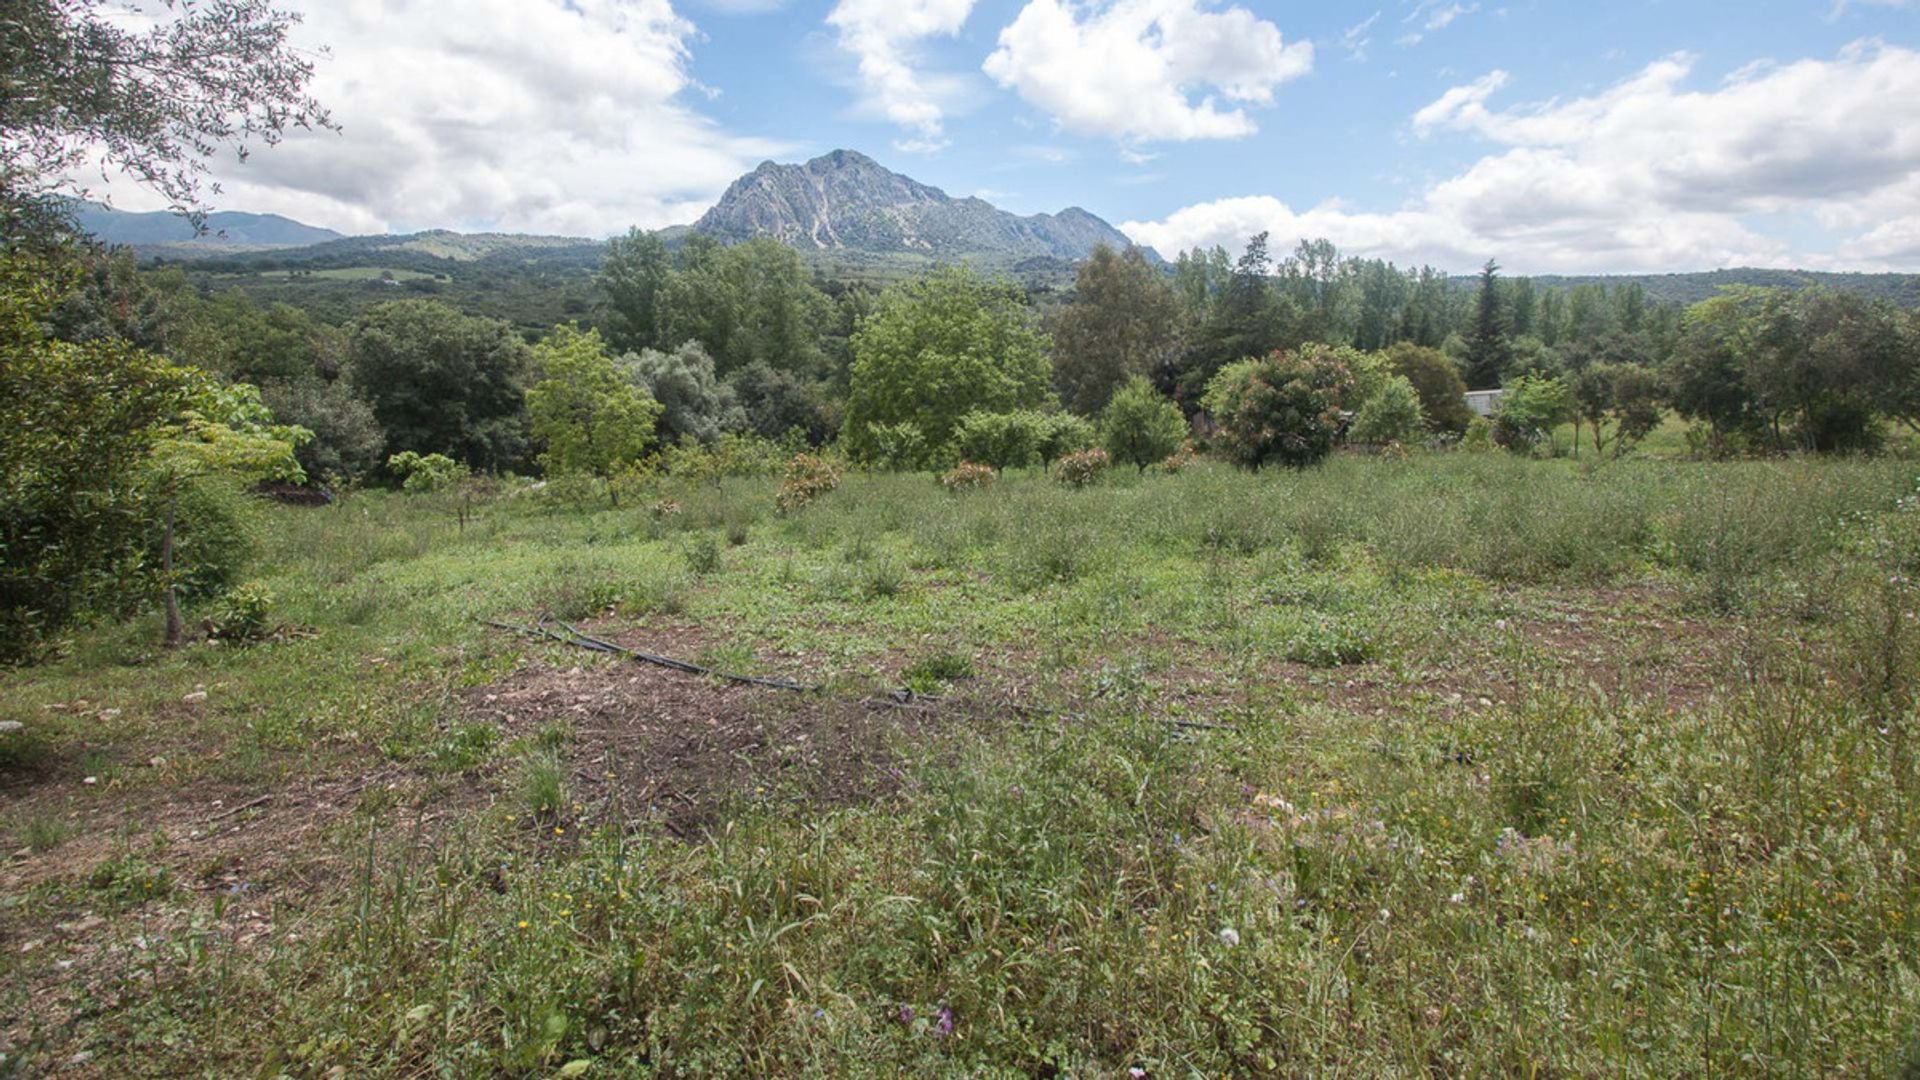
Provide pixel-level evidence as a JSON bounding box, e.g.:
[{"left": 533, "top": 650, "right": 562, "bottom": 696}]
[
  {"left": 691, "top": 149, "right": 1158, "bottom": 264},
  {"left": 72, "top": 200, "right": 342, "bottom": 251}
]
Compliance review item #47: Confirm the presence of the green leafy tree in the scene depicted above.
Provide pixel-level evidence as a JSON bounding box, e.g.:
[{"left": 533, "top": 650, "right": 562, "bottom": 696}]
[
  {"left": 657, "top": 238, "right": 833, "bottom": 378},
  {"left": 527, "top": 326, "right": 662, "bottom": 505},
  {"left": 1667, "top": 291, "right": 1763, "bottom": 455},
  {"left": 1202, "top": 349, "right": 1355, "bottom": 471},
  {"left": 1101, "top": 376, "right": 1187, "bottom": 472},
  {"left": 1348, "top": 375, "right": 1424, "bottom": 447},
  {"left": 2, "top": 0, "right": 334, "bottom": 240},
  {"left": 1462, "top": 259, "right": 1514, "bottom": 390},
  {"left": 597, "top": 228, "right": 672, "bottom": 353},
  {"left": 622, "top": 341, "right": 745, "bottom": 445},
  {"left": 1050, "top": 244, "right": 1184, "bottom": 416},
  {"left": 1385, "top": 342, "right": 1473, "bottom": 434},
  {"left": 842, "top": 266, "right": 1053, "bottom": 462},
  {"left": 1, "top": 251, "right": 198, "bottom": 659},
  {"left": 1606, "top": 364, "right": 1667, "bottom": 457},
  {"left": 347, "top": 300, "right": 531, "bottom": 471}
]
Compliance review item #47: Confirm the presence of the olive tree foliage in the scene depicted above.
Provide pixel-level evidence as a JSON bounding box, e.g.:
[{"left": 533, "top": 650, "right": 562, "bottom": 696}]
[
  {"left": 1101, "top": 376, "right": 1186, "bottom": 472},
  {"left": 527, "top": 326, "right": 662, "bottom": 505},
  {"left": 1050, "top": 244, "right": 1184, "bottom": 416},
  {"left": 842, "top": 266, "right": 1054, "bottom": 463},
  {"left": 729, "top": 360, "right": 830, "bottom": 444},
  {"left": 347, "top": 300, "right": 530, "bottom": 472},
  {"left": 621, "top": 340, "right": 745, "bottom": 445},
  {"left": 0, "top": 0, "right": 335, "bottom": 241},
  {"left": 1202, "top": 348, "right": 1355, "bottom": 471}
]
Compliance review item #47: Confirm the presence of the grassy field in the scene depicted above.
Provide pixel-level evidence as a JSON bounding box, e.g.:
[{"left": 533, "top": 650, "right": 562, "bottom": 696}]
[{"left": 3, "top": 453, "right": 1919, "bottom": 1076}]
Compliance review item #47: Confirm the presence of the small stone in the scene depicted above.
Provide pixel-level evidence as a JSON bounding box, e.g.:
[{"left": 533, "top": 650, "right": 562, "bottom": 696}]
[
  {"left": 182, "top": 690, "right": 208, "bottom": 704},
  {"left": 82, "top": 776, "right": 98, "bottom": 786},
  {"left": 148, "top": 756, "right": 166, "bottom": 768},
  {"left": 58, "top": 915, "right": 104, "bottom": 935},
  {"left": 0, "top": 720, "right": 23, "bottom": 735}
]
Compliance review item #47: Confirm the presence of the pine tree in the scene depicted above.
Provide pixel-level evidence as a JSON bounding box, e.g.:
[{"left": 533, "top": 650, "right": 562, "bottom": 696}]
[{"left": 1462, "top": 259, "right": 1514, "bottom": 389}]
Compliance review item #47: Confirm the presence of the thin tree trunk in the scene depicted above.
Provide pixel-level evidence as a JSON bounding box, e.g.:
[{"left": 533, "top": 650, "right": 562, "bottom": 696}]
[{"left": 162, "top": 498, "right": 184, "bottom": 648}]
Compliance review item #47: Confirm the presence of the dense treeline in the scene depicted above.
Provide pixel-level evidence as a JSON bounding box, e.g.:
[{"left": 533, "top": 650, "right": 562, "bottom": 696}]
[{"left": 5, "top": 223, "right": 1919, "bottom": 660}]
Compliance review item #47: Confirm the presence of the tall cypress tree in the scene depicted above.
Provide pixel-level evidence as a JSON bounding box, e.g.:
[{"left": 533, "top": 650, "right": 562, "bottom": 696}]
[{"left": 1462, "top": 259, "right": 1514, "bottom": 389}]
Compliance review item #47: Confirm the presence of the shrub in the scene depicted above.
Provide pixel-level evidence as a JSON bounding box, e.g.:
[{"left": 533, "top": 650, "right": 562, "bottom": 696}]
[
  {"left": 1056, "top": 448, "right": 1110, "bottom": 488},
  {"left": 1493, "top": 374, "right": 1572, "bottom": 454},
  {"left": 1460, "top": 417, "right": 1495, "bottom": 451},
  {"left": 1162, "top": 443, "right": 1198, "bottom": 473},
  {"left": 939, "top": 462, "right": 995, "bottom": 493},
  {"left": 204, "top": 581, "right": 274, "bottom": 642},
  {"left": 1036, "top": 413, "right": 1096, "bottom": 471},
  {"left": 1386, "top": 341, "right": 1474, "bottom": 434},
  {"left": 954, "top": 410, "right": 1043, "bottom": 472},
  {"left": 683, "top": 534, "right": 722, "bottom": 575},
  {"left": 1102, "top": 376, "right": 1186, "bottom": 472},
  {"left": 1203, "top": 348, "right": 1355, "bottom": 470},
  {"left": 866, "top": 421, "right": 929, "bottom": 472},
  {"left": 1349, "top": 374, "right": 1425, "bottom": 447},
  {"left": 387, "top": 450, "right": 463, "bottom": 493},
  {"left": 775, "top": 453, "right": 841, "bottom": 515}
]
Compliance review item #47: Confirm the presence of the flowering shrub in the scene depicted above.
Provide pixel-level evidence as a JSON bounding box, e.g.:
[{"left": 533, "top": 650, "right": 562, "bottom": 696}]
[
  {"left": 775, "top": 453, "right": 841, "bottom": 515},
  {"left": 1162, "top": 443, "right": 1198, "bottom": 473},
  {"left": 1055, "top": 448, "right": 1109, "bottom": 488},
  {"left": 939, "top": 461, "right": 995, "bottom": 493}
]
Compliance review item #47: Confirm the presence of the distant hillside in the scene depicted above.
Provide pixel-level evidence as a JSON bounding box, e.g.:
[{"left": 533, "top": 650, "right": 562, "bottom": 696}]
[
  {"left": 74, "top": 201, "right": 341, "bottom": 251},
  {"left": 1474, "top": 268, "right": 1920, "bottom": 307},
  {"left": 693, "top": 149, "right": 1156, "bottom": 265}
]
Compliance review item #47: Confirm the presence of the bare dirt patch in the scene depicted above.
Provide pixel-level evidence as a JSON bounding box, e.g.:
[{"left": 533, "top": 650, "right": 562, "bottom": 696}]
[{"left": 460, "top": 650, "right": 960, "bottom": 835}]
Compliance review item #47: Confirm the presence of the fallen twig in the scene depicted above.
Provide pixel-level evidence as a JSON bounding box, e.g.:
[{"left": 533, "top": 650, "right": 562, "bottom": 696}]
[{"left": 207, "top": 793, "right": 272, "bottom": 823}]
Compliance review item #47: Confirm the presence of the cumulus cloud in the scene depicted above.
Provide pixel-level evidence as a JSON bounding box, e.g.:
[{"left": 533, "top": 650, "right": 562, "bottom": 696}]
[
  {"left": 982, "top": 0, "right": 1312, "bottom": 145},
  {"left": 1124, "top": 42, "right": 1920, "bottom": 272},
  {"left": 90, "top": 0, "right": 788, "bottom": 237},
  {"left": 827, "top": 0, "right": 977, "bottom": 152}
]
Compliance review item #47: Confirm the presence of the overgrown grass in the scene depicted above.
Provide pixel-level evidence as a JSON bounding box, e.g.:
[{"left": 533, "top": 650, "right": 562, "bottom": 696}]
[{"left": 2, "top": 453, "right": 1917, "bottom": 1075}]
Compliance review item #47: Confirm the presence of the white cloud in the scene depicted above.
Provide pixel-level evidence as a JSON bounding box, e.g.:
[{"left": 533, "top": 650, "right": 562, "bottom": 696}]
[
  {"left": 827, "top": 0, "right": 977, "bottom": 152},
  {"left": 982, "top": 0, "right": 1312, "bottom": 144},
  {"left": 1342, "top": 11, "right": 1381, "bottom": 60},
  {"left": 1125, "top": 42, "right": 1920, "bottom": 272},
  {"left": 88, "top": 0, "right": 789, "bottom": 236},
  {"left": 1398, "top": 0, "right": 1478, "bottom": 46}
]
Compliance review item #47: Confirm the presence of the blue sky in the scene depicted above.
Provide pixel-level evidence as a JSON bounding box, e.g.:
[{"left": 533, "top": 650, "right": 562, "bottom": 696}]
[{"left": 108, "top": 0, "right": 1920, "bottom": 273}]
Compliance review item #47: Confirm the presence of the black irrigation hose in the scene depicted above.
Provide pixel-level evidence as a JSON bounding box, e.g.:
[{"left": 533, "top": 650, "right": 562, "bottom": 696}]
[{"left": 479, "top": 614, "right": 1231, "bottom": 732}]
